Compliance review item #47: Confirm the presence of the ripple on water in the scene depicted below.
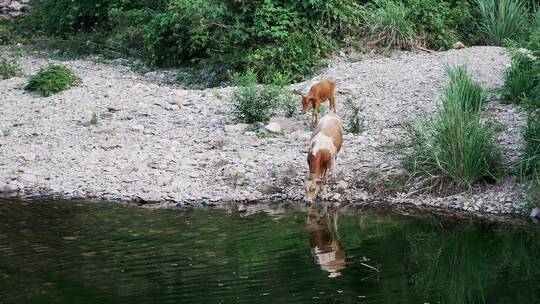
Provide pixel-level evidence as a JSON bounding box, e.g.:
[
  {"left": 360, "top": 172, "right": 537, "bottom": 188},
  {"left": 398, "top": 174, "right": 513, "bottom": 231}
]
[{"left": 0, "top": 198, "right": 540, "bottom": 304}]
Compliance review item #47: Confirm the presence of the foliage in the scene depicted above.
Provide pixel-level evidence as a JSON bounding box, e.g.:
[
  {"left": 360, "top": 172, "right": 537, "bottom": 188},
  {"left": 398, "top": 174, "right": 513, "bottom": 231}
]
[
  {"left": 25, "top": 65, "right": 81, "bottom": 97},
  {"left": 506, "top": 32, "right": 540, "bottom": 208},
  {"left": 406, "top": 66, "right": 501, "bottom": 190},
  {"left": 21, "top": 0, "right": 361, "bottom": 85},
  {"left": 359, "top": 0, "right": 473, "bottom": 51},
  {"left": 91, "top": 112, "right": 99, "bottom": 126},
  {"left": 345, "top": 98, "right": 364, "bottom": 134},
  {"left": 517, "top": 113, "right": 540, "bottom": 208},
  {"left": 230, "top": 70, "right": 294, "bottom": 123},
  {"left": 445, "top": 65, "right": 486, "bottom": 111},
  {"left": 475, "top": 0, "right": 529, "bottom": 46},
  {"left": 0, "top": 58, "right": 22, "bottom": 80},
  {"left": 0, "top": 23, "right": 15, "bottom": 45},
  {"left": 406, "top": 0, "right": 472, "bottom": 50},
  {"left": 502, "top": 33, "right": 540, "bottom": 105},
  {"left": 360, "top": 0, "right": 416, "bottom": 50},
  {"left": 532, "top": 9, "right": 540, "bottom": 33}
]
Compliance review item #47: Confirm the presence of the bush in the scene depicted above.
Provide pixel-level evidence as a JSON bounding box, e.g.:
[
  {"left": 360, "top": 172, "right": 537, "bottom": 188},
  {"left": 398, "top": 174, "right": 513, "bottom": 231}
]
[
  {"left": 445, "top": 65, "right": 485, "bottom": 111},
  {"left": 230, "top": 69, "right": 298, "bottom": 123},
  {"left": 406, "top": 0, "right": 471, "bottom": 50},
  {"left": 532, "top": 9, "right": 540, "bottom": 33},
  {"left": 517, "top": 113, "right": 540, "bottom": 208},
  {"left": 345, "top": 98, "right": 364, "bottom": 134},
  {"left": 25, "top": 65, "right": 81, "bottom": 97},
  {"left": 359, "top": 0, "right": 474, "bottom": 51},
  {"left": 406, "top": 66, "right": 501, "bottom": 190},
  {"left": 0, "top": 58, "right": 22, "bottom": 80},
  {"left": 502, "top": 33, "right": 540, "bottom": 105},
  {"left": 90, "top": 112, "right": 99, "bottom": 126},
  {"left": 475, "top": 0, "right": 529, "bottom": 46},
  {"left": 360, "top": 0, "right": 416, "bottom": 50},
  {"left": 22, "top": 0, "right": 361, "bottom": 85}
]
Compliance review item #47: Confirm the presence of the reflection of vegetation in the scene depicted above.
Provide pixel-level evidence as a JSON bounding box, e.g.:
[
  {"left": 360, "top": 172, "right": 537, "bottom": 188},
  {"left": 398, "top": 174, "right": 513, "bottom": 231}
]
[{"left": 1, "top": 199, "right": 540, "bottom": 304}]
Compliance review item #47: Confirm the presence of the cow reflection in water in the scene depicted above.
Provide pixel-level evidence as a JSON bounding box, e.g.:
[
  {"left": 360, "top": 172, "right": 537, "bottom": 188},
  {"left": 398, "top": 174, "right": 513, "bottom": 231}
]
[{"left": 306, "top": 207, "right": 346, "bottom": 278}]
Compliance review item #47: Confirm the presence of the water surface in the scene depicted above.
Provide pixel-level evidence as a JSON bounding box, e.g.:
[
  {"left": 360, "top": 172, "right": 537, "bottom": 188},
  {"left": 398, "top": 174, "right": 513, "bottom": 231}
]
[{"left": 1, "top": 198, "right": 539, "bottom": 304}]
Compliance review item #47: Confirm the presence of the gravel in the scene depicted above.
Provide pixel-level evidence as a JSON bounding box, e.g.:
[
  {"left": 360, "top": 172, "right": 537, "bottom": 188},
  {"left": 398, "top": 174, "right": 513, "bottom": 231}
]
[{"left": 0, "top": 46, "right": 528, "bottom": 216}]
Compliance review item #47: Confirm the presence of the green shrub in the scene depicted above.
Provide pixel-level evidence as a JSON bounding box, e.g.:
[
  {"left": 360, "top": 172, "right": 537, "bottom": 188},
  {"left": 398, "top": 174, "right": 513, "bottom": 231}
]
[
  {"left": 0, "top": 23, "right": 15, "bottom": 45},
  {"left": 406, "top": 0, "right": 471, "bottom": 50},
  {"left": 90, "top": 112, "right": 99, "bottom": 126},
  {"left": 25, "top": 65, "right": 81, "bottom": 97},
  {"left": 22, "top": 0, "right": 361, "bottom": 86},
  {"left": 517, "top": 113, "right": 540, "bottom": 208},
  {"left": 475, "top": 0, "right": 529, "bottom": 46},
  {"left": 406, "top": 66, "right": 501, "bottom": 190},
  {"left": 445, "top": 65, "right": 486, "bottom": 111},
  {"left": 345, "top": 98, "right": 364, "bottom": 134},
  {"left": 359, "top": 0, "right": 473, "bottom": 51},
  {"left": 360, "top": 0, "right": 416, "bottom": 50},
  {"left": 0, "top": 58, "right": 22, "bottom": 80},
  {"left": 230, "top": 69, "right": 298, "bottom": 123},
  {"left": 533, "top": 8, "right": 540, "bottom": 29},
  {"left": 502, "top": 33, "right": 540, "bottom": 105}
]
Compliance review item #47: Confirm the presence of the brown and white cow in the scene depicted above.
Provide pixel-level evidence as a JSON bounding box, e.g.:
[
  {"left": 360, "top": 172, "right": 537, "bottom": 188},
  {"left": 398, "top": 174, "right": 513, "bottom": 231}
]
[{"left": 305, "top": 111, "right": 343, "bottom": 205}]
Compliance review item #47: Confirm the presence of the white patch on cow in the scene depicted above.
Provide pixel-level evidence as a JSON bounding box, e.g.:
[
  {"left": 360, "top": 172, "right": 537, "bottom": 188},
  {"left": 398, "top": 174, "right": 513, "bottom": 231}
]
[
  {"left": 318, "top": 112, "right": 340, "bottom": 126},
  {"left": 310, "top": 133, "right": 337, "bottom": 157}
]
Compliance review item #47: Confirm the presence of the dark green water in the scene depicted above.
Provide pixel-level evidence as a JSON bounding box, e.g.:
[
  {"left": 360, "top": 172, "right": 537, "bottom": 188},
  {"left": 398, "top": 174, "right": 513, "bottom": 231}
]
[{"left": 1, "top": 198, "right": 540, "bottom": 304}]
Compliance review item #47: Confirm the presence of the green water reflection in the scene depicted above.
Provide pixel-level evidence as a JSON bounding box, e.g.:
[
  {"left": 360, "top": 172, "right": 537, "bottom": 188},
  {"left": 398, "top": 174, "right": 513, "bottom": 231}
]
[{"left": 0, "top": 198, "right": 539, "bottom": 304}]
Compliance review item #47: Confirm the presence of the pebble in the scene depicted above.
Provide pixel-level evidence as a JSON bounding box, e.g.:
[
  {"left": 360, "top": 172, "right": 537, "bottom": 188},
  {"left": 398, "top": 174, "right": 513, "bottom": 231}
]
[
  {"left": 132, "top": 125, "right": 145, "bottom": 132},
  {"left": 336, "top": 181, "right": 348, "bottom": 192}
]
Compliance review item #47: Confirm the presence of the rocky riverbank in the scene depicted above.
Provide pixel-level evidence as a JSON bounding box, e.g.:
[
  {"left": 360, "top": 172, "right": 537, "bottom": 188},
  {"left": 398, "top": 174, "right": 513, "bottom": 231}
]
[
  {"left": 0, "top": 46, "right": 529, "bottom": 217},
  {"left": 0, "top": 0, "right": 28, "bottom": 20}
]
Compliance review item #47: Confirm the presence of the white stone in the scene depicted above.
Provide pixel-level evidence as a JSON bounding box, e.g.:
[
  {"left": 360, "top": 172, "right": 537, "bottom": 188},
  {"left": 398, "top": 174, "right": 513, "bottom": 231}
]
[
  {"left": 132, "top": 125, "right": 145, "bottom": 132},
  {"left": 264, "top": 122, "right": 281, "bottom": 133}
]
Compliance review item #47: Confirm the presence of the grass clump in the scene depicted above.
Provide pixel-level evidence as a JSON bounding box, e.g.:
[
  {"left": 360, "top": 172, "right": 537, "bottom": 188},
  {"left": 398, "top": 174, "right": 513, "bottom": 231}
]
[
  {"left": 359, "top": 0, "right": 473, "bottom": 51},
  {"left": 502, "top": 33, "right": 540, "bottom": 106},
  {"left": 0, "top": 58, "right": 22, "bottom": 80},
  {"left": 406, "top": 66, "right": 501, "bottom": 190},
  {"left": 517, "top": 114, "right": 540, "bottom": 209},
  {"left": 445, "top": 65, "right": 486, "bottom": 111},
  {"left": 360, "top": 0, "right": 416, "bottom": 50},
  {"left": 475, "top": 0, "right": 529, "bottom": 46},
  {"left": 506, "top": 32, "right": 540, "bottom": 208},
  {"left": 345, "top": 98, "right": 365, "bottom": 134},
  {"left": 25, "top": 65, "right": 81, "bottom": 97},
  {"left": 230, "top": 70, "right": 296, "bottom": 124},
  {"left": 90, "top": 112, "right": 99, "bottom": 126}
]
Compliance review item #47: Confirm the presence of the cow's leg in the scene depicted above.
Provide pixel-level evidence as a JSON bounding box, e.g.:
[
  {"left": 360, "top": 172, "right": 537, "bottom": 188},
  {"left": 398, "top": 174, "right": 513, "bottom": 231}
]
[
  {"left": 329, "top": 95, "right": 336, "bottom": 112},
  {"left": 331, "top": 157, "right": 339, "bottom": 181},
  {"left": 322, "top": 169, "right": 329, "bottom": 205},
  {"left": 312, "top": 101, "right": 319, "bottom": 127}
]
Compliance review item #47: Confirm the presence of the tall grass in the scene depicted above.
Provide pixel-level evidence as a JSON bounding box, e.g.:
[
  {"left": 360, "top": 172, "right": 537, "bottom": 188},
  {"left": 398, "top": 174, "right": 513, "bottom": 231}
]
[
  {"left": 475, "top": 0, "right": 528, "bottom": 46},
  {"left": 360, "top": 0, "right": 416, "bottom": 50},
  {"left": 502, "top": 33, "right": 540, "bottom": 106},
  {"left": 507, "top": 32, "right": 540, "bottom": 208},
  {"left": 406, "top": 66, "right": 501, "bottom": 190},
  {"left": 445, "top": 66, "right": 485, "bottom": 111},
  {"left": 532, "top": 9, "right": 540, "bottom": 33}
]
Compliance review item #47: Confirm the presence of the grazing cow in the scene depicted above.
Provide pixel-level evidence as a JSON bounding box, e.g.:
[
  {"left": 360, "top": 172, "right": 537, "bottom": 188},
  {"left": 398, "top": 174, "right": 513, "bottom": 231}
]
[
  {"left": 306, "top": 207, "right": 346, "bottom": 278},
  {"left": 305, "top": 111, "right": 343, "bottom": 206},
  {"left": 300, "top": 79, "right": 337, "bottom": 126}
]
